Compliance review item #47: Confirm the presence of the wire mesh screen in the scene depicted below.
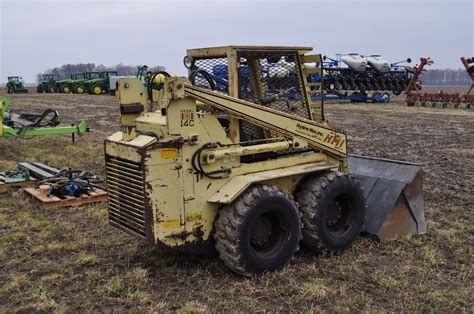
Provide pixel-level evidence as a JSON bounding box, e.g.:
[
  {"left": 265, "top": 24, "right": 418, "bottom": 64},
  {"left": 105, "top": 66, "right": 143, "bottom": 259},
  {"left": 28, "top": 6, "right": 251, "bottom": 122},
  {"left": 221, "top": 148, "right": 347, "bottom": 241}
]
[
  {"left": 194, "top": 58, "right": 229, "bottom": 93},
  {"left": 237, "top": 51, "right": 310, "bottom": 140},
  {"left": 191, "top": 52, "right": 310, "bottom": 142}
]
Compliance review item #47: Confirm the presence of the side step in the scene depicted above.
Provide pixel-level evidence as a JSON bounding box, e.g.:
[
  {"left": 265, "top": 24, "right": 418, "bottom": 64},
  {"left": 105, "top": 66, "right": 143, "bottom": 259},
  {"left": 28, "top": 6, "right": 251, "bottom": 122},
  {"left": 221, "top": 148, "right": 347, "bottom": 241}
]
[{"left": 348, "top": 155, "right": 427, "bottom": 241}]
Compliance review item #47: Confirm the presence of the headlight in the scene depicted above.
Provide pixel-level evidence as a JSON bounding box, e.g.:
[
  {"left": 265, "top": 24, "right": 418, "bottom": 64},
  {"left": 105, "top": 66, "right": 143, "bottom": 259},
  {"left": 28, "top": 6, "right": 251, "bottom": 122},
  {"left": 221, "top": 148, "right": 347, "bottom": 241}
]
[{"left": 183, "top": 56, "right": 195, "bottom": 69}]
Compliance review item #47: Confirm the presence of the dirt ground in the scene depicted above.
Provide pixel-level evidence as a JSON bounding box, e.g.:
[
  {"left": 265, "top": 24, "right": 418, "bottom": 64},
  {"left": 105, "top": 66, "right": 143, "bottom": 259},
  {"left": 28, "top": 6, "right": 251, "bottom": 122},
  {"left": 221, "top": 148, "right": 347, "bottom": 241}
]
[{"left": 0, "top": 90, "right": 472, "bottom": 312}]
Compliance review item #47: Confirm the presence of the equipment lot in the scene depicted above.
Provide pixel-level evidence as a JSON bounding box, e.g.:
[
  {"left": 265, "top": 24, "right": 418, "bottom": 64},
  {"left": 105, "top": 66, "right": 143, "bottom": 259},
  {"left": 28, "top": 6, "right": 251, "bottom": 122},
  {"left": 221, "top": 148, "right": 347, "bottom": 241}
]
[{"left": 0, "top": 90, "right": 472, "bottom": 312}]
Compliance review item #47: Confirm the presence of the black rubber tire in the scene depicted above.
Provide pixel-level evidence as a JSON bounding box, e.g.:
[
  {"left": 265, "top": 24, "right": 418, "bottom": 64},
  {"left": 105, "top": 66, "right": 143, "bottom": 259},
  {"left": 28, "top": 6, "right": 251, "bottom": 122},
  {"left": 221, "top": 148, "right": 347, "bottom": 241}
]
[
  {"left": 214, "top": 184, "right": 301, "bottom": 276},
  {"left": 37, "top": 84, "right": 43, "bottom": 93},
  {"left": 296, "top": 172, "right": 366, "bottom": 254}
]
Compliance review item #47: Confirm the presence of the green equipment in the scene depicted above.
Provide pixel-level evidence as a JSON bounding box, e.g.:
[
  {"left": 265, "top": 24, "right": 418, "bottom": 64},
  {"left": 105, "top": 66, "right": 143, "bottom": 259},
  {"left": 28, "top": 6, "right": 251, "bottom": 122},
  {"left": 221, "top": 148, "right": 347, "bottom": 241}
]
[
  {"left": 73, "top": 72, "right": 100, "bottom": 94},
  {"left": 56, "top": 73, "right": 85, "bottom": 94},
  {"left": 37, "top": 74, "right": 57, "bottom": 93},
  {"left": 105, "top": 45, "right": 426, "bottom": 276},
  {"left": 0, "top": 168, "right": 30, "bottom": 183},
  {"left": 86, "top": 71, "right": 118, "bottom": 95},
  {"left": 6, "top": 76, "right": 28, "bottom": 94},
  {"left": 0, "top": 96, "right": 88, "bottom": 139}
]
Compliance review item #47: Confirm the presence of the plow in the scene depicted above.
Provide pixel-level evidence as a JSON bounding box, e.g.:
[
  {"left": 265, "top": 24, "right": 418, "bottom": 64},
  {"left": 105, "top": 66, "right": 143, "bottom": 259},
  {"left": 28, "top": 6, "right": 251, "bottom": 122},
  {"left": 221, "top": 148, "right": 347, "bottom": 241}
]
[
  {"left": 405, "top": 57, "right": 474, "bottom": 109},
  {"left": 104, "top": 45, "right": 426, "bottom": 276}
]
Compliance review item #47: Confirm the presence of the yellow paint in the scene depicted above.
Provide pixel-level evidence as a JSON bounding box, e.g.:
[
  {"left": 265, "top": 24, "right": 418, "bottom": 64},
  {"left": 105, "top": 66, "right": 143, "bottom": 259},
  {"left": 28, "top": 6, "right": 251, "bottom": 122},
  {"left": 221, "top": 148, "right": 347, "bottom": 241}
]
[
  {"left": 163, "top": 219, "right": 180, "bottom": 229},
  {"left": 93, "top": 86, "right": 102, "bottom": 95},
  {"left": 160, "top": 148, "right": 178, "bottom": 159},
  {"left": 185, "top": 212, "right": 202, "bottom": 221}
]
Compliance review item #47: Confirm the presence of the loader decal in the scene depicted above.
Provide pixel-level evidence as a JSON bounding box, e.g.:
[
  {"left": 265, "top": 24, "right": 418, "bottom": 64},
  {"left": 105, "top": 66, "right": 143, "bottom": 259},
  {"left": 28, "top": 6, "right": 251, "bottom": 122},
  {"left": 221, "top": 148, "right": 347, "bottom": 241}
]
[
  {"left": 180, "top": 109, "right": 195, "bottom": 127},
  {"left": 323, "top": 133, "right": 345, "bottom": 149}
]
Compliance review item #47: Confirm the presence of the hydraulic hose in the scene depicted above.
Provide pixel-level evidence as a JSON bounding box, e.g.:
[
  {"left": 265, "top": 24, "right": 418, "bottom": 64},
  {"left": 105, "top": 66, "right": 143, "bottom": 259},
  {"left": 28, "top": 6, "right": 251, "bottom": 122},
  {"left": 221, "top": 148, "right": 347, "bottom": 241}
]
[{"left": 147, "top": 71, "right": 171, "bottom": 102}]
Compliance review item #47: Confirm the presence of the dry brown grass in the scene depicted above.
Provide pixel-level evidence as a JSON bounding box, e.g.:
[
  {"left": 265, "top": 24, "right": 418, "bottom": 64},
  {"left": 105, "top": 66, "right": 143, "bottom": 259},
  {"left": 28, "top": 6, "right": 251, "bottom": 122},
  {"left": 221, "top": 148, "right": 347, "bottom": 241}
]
[{"left": 0, "top": 92, "right": 472, "bottom": 312}]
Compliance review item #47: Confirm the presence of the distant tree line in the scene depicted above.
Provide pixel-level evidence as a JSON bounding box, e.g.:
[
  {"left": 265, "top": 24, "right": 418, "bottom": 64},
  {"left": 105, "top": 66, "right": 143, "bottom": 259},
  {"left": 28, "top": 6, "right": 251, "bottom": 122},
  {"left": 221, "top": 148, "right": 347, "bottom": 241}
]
[
  {"left": 420, "top": 68, "right": 471, "bottom": 86},
  {"left": 36, "top": 63, "right": 165, "bottom": 82}
]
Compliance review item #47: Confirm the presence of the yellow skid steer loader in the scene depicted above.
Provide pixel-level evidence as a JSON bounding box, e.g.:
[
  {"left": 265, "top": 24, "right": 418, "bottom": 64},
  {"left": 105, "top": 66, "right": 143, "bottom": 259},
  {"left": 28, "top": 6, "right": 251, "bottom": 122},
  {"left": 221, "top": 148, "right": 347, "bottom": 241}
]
[{"left": 104, "top": 46, "right": 426, "bottom": 276}]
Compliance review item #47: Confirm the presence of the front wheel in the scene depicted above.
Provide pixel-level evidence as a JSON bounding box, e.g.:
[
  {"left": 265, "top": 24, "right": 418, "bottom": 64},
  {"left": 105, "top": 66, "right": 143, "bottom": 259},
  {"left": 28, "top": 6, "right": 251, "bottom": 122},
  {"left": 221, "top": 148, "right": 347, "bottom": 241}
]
[
  {"left": 296, "top": 172, "right": 366, "bottom": 254},
  {"left": 62, "top": 85, "right": 70, "bottom": 93},
  {"left": 214, "top": 184, "right": 301, "bottom": 276},
  {"left": 37, "top": 84, "right": 43, "bottom": 93}
]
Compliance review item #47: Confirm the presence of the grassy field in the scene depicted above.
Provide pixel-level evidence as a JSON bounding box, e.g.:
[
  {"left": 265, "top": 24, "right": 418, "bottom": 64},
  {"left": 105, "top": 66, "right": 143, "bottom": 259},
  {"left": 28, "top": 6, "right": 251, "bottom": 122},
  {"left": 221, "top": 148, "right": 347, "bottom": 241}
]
[{"left": 0, "top": 92, "right": 473, "bottom": 312}]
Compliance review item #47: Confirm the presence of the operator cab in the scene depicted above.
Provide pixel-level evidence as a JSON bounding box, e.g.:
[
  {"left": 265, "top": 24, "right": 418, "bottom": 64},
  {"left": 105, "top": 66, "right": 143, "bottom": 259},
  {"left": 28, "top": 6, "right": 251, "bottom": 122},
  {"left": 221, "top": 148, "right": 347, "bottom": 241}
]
[
  {"left": 72, "top": 73, "right": 86, "bottom": 80},
  {"left": 182, "top": 46, "right": 322, "bottom": 143},
  {"left": 102, "top": 71, "right": 118, "bottom": 79},
  {"left": 86, "top": 72, "right": 101, "bottom": 80}
]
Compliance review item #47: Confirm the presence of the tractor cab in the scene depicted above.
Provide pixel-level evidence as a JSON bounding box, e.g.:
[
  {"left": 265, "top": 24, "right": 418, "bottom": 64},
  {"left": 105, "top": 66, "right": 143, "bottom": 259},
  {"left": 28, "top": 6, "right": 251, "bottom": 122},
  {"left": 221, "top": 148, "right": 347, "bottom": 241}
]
[
  {"left": 42, "top": 74, "right": 56, "bottom": 81},
  {"left": 8, "top": 76, "right": 21, "bottom": 82},
  {"left": 72, "top": 73, "right": 86, "bottom": 80},
  {"left": 101, "top": 71, "right": 118, "bottom": 79},
  {"left": 85, "top": 72, "right": 101, "bottom": 80}
]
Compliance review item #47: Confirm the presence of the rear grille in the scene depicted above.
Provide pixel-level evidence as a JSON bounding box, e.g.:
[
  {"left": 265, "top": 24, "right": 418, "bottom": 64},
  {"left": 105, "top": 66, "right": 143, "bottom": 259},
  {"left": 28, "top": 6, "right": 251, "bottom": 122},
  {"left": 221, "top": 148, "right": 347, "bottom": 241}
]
[{"left": 105, "top": 156, "right": 147, "bottom": 239}]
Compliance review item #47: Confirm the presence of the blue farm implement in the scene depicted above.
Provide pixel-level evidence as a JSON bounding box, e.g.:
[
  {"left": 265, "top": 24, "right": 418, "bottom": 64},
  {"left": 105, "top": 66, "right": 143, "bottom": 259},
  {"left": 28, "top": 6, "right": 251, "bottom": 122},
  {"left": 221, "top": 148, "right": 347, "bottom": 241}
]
[{"left": 308, "top": 54, "right": 413, "bottom": 103}]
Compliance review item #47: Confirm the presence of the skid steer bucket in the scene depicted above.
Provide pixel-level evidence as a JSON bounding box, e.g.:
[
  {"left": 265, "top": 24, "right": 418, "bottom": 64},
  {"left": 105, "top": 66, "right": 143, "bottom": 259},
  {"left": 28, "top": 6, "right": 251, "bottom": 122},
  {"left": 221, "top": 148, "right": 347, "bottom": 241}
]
[{"left": 348, "top": 155, "right": 427, "bottom": 241}]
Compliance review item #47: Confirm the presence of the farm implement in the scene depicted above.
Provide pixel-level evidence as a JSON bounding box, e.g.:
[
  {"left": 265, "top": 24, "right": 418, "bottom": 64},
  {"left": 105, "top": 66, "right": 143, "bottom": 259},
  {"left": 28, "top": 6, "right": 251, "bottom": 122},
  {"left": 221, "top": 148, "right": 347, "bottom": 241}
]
[
  {"left": 307, "top": 54, "right": 413, "bottom": 103},
  {"left": 405, "top": 57, "right": 474, "bottom": 109},
  {"left": 6, "top": 76, "right": 28, "bottom": 93},
  {"left": 0, "top": 96, "right": 88, "bottom": 139},
  {"left": 105, "top": 45, "right": 426, "bottom": 276}
]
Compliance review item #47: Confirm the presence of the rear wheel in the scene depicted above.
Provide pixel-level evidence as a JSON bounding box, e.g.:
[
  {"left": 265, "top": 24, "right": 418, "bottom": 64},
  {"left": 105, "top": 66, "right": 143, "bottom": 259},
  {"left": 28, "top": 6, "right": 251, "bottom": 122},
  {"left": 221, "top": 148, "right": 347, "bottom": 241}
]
[
  {"left": 37, "top": 84, "right": 43, "bottom": 93},
  {"left": 91, "top": 84, "right": 103, "bottom": 95},
  {"left": 296, "top": 172, "right": 366, "bottom": 254},
  {"left": 62, "top": 85, "right": 70, "bottom": 93},
  {"left": 214, "top": 184, "right": 301, "bottom": 276},
  {"left": 75, "top": 85, "right": 85, "bottom": 94}
]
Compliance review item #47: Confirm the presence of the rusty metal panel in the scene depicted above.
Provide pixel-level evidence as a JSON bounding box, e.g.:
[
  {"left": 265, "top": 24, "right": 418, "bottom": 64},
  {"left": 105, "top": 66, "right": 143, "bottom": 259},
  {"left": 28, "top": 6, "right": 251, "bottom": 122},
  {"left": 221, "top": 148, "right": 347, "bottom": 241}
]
[
  {"left": 106, "top": 156, "right": 148, "bottom": 239},
  {"left": 348, "top": 155, "right": 427, "bottom": 241},
  {"left": 208, "top": 161, "right": 336, "bottom": 204}
]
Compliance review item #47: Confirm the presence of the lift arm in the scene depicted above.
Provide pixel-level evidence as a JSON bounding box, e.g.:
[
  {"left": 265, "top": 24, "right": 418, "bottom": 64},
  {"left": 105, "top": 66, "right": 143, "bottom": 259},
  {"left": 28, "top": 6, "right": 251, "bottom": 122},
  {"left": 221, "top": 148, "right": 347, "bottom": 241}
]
[{"left": 179, "top": 83, "right": 347, "bottom": 159}]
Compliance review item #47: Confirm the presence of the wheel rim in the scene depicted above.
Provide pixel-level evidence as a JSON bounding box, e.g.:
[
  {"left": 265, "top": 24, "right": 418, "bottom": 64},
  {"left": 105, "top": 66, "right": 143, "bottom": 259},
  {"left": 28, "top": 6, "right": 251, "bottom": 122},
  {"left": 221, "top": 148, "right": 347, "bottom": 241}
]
[
  {"left": 77, "top": 86, "right": 84, "bottom": 94},
  {"left": 325, "top": 195, "right": 354, "bottom": 237},
  {"left": 93, "top": 86, "right": 102, "bottom": 94},
  {"left": 63, "top": 86, "right": 70, "bottom": 93},
  {"left": 250, "top": 211, "right": 288, "bottom": 259}
]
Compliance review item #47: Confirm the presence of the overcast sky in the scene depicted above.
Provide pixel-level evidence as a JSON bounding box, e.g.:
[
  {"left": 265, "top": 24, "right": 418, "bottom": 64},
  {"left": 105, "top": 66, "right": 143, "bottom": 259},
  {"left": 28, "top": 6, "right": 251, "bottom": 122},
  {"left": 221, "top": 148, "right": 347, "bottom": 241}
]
[{"left": 1, "top": 0, "right": 473, "bottom": 83}]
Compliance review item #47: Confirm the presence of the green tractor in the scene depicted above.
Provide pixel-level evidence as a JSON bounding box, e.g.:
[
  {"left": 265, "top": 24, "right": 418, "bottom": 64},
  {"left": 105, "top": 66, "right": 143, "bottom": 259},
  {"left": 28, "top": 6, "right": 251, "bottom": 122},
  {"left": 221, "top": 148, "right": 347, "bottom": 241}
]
[
  {"left": 6, "top": 76, "right": 28, "bottom": 94},
  {"left": 73, "top": 72, "right": 100, "bottom": 94},
  {"left": 56, "top": 73, "right": 86, "bottom": 94},
  {"left": 86, "top": 71, "right": 118, "bottom": 95},
  {"left": 36, "top": 74, "right": 57, "bottom": 93}
]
